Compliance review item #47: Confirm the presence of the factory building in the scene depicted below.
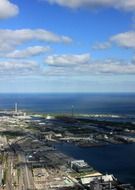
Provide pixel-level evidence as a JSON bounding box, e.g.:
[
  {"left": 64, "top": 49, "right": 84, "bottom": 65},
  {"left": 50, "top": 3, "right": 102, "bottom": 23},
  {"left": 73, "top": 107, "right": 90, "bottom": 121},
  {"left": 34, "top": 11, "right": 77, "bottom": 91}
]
[{"left": 70, "top": 160, "right": 93, "bottom": 173}]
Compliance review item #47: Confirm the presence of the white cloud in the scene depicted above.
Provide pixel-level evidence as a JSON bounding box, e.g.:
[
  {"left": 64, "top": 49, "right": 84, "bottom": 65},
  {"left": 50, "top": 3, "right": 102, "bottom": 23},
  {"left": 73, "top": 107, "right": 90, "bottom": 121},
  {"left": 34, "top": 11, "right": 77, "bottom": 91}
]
[
  {"left": 44, "top": 0, "right": 135, "bottom": 11},
  {"left": 110, "top": 31, "right": 135, "bottom": 49},
  {"left": 6, "top": 46, "right": 50, "bottom": 58},
  {"left": 93, "top": 31, "right": 135, "bottom": 50},
  {"left": 85, "top": 60, "right": 135, "bottom": 75},
  {"left": 0, "top": 0, "right": 19, "bottom": 19},
  {"left": 1, "top": 53, "right": 135, "bottom": 78},
  {"left": 0, "top": 60, "right": 39, "bottom": 76},
  {"left": 44, "top": 53, "right": 135, "bottom": 75},
  {"left": 0, "top": 29, "right": 72, "bottom": 52},
  {"left": 92, "top": 42, "right": 111, "bottom": 50},
  {"left": 81, "top": 60, "right": 135, "bottom": 75},
  {"left": 45, "top": 53, "right": 90, "bottom": 66}
]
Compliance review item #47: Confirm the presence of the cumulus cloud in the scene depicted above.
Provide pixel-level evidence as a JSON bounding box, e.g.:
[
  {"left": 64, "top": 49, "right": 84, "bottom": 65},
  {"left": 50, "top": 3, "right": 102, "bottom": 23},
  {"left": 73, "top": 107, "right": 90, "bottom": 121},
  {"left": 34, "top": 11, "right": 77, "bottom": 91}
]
[
  {"left": 93, "top": 31, "right": 135, "bottom": 50},
  {"left": 0, "top": 60, "right": 39, "bottom": 76},
  {"left": 0, "top": 29, "right": 72, "bottom": 52},
  {"left": 44, "top": 53, "right": 135, "bottom": 75},
  {"left": 81, "top": 60, "right": 135, "bottom": 75},
  {"left": 44, "top": 0, "right": 135, "bottom": 11},
  {"left": 0, "top": 0, "right": 19, "bottom": 19},
  {"left": 85, "top": 60, "right": 135, "bottom": 75},
  {"left": 6, "top": 46, "right": 50, "bottom": 58},
  {"left": 110, "top": 31, "right": 135, "bottom": 49},
  {"left": 45, "top": 53, "right": 90, "bottom": 67}
]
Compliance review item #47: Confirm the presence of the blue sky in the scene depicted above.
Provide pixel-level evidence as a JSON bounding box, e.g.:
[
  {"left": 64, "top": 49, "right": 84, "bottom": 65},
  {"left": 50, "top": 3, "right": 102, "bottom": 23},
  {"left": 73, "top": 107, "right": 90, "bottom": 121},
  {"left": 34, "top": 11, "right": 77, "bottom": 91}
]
[{"left": 0, "top": 0, "right": 135, "bottom": 92}]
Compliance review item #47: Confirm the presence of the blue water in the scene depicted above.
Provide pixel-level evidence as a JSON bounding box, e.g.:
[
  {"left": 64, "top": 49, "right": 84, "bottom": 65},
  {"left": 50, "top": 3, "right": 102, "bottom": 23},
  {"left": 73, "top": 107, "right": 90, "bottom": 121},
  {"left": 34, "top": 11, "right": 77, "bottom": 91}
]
[
  {"left": 55, "top": 143, "right": 135, "bottom": 185},
  {"left": 0, "top": 93, "right": 135, "bottom": 115}
]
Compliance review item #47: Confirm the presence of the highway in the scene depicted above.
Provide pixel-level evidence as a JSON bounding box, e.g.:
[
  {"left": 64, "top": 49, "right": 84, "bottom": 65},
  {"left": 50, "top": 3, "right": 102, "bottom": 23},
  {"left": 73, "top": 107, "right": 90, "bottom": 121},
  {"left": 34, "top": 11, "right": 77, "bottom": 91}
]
[
  {"left": 6, "top": 152, "right": 14, "bottom": 190},
  {"left": 0, "top": 165, "right": 2, "bottom": 187},
  {"left": 18, "top": 152, "right": 35, "bottom": 190}
]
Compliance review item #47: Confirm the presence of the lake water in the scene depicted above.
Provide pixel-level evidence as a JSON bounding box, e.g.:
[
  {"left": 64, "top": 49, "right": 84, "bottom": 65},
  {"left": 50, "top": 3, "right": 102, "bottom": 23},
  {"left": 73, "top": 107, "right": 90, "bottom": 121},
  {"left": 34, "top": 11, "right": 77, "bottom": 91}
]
[
  {"left": 0, "top": 93, "right": 135, "bottom": 116},
  {"left": 55, "top": 143, "right": 135, "bottom": 185}
]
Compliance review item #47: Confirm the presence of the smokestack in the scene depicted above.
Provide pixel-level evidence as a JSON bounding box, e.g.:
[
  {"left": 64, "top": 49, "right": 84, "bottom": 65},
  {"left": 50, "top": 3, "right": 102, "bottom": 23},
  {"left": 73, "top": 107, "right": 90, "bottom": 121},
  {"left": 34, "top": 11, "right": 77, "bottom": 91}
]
[
  {"left": 15, "top": 103, "right": 18, "bottom": 113},
  {"left": 72, "top": 105, "right": 74, "bottom": 118}
]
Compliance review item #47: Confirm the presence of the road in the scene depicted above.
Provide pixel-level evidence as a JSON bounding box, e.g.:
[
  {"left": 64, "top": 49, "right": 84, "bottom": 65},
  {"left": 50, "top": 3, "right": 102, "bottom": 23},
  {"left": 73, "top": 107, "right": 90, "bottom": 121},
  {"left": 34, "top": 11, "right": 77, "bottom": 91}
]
[
  {"left": 18, "top": 152, "right": 35, "bottom": 190},
  {"left": 6, "top": 151, "right": 14, "bottom": 190}
]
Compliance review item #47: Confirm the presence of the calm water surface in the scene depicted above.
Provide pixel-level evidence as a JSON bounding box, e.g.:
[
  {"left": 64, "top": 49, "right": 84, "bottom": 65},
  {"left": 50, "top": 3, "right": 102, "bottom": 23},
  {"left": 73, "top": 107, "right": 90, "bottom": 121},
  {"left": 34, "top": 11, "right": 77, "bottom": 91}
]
[
  {"left": 55, "top": 143, "right": 135, "bottom": 185},
  {"left": 0, "top": 93, "right": 135, "bottom": 115}
]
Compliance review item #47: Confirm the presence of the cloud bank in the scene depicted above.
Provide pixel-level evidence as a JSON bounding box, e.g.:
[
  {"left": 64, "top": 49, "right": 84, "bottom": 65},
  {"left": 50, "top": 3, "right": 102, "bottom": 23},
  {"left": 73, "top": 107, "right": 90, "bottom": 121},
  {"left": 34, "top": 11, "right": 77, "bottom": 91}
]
[
  {"left": 0, "top": 29, "right": 72, "bottom": 52},
  {"left": 0, "top": 28, "right": 72, "bottom": 77},
  {"left": 0, "top": 60, "right": 39, "bottom": 76},
  {"left": 44, "top": 0, "right": 135, "bottom": 11},
  {"left": 44, "top": 53, "right": 135, "bottom": 75}
]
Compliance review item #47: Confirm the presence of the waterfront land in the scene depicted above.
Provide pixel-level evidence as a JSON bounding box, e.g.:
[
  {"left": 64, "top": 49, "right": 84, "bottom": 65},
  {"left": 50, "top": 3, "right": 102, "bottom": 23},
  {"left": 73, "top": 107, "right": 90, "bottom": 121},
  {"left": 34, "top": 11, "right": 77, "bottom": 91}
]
[{"left": 0, "top": 110, "right": 134, "bottom": 190}]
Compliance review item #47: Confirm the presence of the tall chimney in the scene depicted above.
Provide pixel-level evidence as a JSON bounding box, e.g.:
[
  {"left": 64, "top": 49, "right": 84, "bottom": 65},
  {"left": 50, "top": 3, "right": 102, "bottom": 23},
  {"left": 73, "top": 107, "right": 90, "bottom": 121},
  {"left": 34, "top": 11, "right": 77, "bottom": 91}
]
[{"left": 15, "top": 103, "right": 18, "bottom": 113}]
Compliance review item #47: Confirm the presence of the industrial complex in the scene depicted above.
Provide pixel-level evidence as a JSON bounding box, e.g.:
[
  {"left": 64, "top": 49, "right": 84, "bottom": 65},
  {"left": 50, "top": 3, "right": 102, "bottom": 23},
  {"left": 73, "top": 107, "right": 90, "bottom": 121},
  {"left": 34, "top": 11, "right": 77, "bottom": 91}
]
[{"left": 0, "top": 106, "right": 134, "bottom": 190}]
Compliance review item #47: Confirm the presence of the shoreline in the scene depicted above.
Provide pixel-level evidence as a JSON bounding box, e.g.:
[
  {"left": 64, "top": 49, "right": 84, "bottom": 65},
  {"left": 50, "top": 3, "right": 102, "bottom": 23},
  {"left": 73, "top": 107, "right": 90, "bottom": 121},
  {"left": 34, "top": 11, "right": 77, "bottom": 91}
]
[{"left": 0, "top": 109, "right": 135, "bottom": 189}]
